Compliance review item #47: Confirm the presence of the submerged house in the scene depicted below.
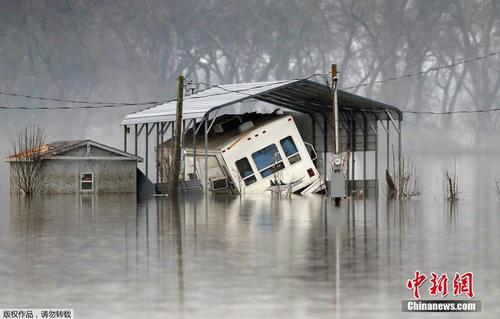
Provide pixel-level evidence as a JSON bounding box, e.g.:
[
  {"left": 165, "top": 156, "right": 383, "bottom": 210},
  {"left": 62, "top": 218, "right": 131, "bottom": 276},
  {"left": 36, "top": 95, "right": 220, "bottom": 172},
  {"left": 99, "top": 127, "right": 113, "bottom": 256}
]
[{"left": 7, "top": 140, "right": 142, "bottom": 194}]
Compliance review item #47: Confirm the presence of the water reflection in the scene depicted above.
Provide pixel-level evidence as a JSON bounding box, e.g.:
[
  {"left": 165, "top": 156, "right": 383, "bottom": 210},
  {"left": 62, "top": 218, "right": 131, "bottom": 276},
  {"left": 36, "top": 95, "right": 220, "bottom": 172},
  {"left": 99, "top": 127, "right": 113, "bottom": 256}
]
[{"left": 2, "top": 193, "right": 500, "bottom": 318}]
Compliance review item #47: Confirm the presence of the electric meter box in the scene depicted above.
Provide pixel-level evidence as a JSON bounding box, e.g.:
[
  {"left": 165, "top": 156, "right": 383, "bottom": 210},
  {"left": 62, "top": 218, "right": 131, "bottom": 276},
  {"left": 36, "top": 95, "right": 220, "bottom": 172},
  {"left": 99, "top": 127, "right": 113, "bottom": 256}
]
[{"left": 329, "top": 154, "right": 346, "bottom": 198}]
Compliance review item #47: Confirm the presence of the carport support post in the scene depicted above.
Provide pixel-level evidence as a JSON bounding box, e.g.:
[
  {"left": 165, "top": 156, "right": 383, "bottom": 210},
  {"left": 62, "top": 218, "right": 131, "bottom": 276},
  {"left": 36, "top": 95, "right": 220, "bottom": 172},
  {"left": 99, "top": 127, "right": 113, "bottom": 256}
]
[
  {"left": 386, "top": 119, "right": 390, "bottom": 175},
  {"left": 145, "top": 123, "right": 149, "bottom": 178},
  {"left": 134, "top": 124, "right": 138, "bottom": 156},
  {"left": 156, "top": 123, "right": 160, "bottom": 183},
  {"left": 351, "top": 112, "right": 356, "bottom": 194},
  {"left": 193, "top": 120, "right": 197, "bottom": 180},
  {"left": 123, "top": 125, "right": 128, "bottom": 152},
  {"left": 160, "top": 122, "right": 165, "bottom": 185},
  {"left": 322, "top": 114, "right": 328, "bottom": 181},
  {"left": 204, "top": 113, "right": 209, "bottom": 193},
  {"left": 346, "top": 115, "right": 351, "bottom": 195},
  {"left": 375, "top": 119, "right": 379, "bottom": 198},
  {"left": 363, "top": 114, "right": 367, "bottom": 195},
  {"left": 398, "top": 118, "right": 402, "bottom": 196}
]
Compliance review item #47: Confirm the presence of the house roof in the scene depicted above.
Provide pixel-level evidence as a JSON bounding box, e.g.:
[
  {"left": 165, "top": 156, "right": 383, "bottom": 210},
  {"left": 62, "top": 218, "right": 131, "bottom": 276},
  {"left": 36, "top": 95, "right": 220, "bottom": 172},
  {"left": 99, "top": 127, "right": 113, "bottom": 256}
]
[
  {"left": 6, "top": 140, "right": 142, "bottom": 162},
  {"left": 121, "top": 79, "right": 402, "bottom": 125}
]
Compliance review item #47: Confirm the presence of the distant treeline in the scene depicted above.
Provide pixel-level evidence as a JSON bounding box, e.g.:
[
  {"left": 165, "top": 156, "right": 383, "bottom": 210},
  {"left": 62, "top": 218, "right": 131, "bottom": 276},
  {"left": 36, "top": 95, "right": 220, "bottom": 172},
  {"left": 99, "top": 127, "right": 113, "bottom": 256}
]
[{"left": 0, "top": 0, "right": 499, "bottom": 133}]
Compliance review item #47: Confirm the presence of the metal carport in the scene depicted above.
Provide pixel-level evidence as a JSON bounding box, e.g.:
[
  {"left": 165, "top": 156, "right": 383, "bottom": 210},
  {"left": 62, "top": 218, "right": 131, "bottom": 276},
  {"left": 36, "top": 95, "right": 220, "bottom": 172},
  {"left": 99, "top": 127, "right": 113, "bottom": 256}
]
[{"left": 121, "top": 78, "right": 403, "bottom": 196}]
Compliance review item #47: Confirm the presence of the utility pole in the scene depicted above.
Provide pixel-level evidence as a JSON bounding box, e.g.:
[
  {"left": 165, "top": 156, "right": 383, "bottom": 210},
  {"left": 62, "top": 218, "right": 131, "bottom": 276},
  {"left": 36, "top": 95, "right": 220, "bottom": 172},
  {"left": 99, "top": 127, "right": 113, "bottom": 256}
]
[
  {"left": 170, "top": 74, "right": 184, "bottom": 197},
  {"left": 331, "top": 64, "right": 339, "bottom": 155},
  {"left": 330, "top": 64, "right": 344, "bottom": 206}
]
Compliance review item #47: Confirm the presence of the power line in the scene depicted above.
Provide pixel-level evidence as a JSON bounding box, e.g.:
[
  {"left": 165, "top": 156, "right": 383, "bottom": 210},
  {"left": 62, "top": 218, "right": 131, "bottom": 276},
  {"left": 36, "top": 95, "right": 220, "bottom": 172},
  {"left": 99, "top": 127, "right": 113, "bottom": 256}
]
[
  {"left": 198, "top": 77, "right": 500, "bottom": 116},
  {"left": 0, "top": 103, "right": 160, "bottom": 110},
  {"left": 0, "top": 82, "right": 284, "bottom": 110},
  {"left": 403, "top": 107, "right": 500, "bottom": 115},
  {"left": 0, "top": 71, "right": 499, "bottom": 116},
  {"left": 0, "top": 90, "right": 169, "bottom": 106},
  {"left": 342, "top": 50, "right": 499, "bottom": 90},
  {"left": 0, "top": 75, "right": 320, "bottom": 110},
  {"left": 0, "top": 74, "right": 319, "bottom": 107}
]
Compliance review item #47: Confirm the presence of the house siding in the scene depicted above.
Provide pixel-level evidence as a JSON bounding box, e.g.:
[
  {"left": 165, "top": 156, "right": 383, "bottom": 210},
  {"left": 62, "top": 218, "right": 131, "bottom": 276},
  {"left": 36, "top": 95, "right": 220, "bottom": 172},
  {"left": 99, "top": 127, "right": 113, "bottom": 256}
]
[
  {"left": 42, "top": 160, "right": 137, "bottom": 194},
  {"left": 8, "top": 141, "right": 141, "bottom": 195},
  {"left": 10, "top": 159, "right": 137, "bottom": 194}
]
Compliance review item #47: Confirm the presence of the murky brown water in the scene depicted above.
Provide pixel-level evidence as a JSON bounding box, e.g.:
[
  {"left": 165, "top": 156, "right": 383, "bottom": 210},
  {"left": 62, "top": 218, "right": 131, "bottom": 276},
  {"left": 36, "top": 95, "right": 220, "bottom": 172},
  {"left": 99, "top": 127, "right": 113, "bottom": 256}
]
[{"left": 0, "top": 151, "right": 499, "bottom": 318}]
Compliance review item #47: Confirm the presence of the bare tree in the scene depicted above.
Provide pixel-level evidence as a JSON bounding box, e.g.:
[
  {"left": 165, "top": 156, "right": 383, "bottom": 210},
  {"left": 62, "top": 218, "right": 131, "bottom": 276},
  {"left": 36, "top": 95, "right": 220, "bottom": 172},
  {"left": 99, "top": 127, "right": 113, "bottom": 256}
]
[
  {"left": 157, "top": 144, "right": 177, "bottom": 195},
  {"left": 2, "top": 0, "right": 500, "bottom": 147},
  {"left": 10, "top": 125, "right": 46, "bottom": 197},
  {"left": 495, "top": 179, "right": 500, "bottom": 195}
]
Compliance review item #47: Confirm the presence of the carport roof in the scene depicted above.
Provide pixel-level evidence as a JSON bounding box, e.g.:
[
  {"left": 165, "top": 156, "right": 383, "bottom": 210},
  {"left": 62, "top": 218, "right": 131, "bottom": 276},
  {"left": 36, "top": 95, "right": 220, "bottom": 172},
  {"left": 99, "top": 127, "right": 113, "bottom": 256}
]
[{"left": 121, "top": 79, "right": 402, "bottom": 125}]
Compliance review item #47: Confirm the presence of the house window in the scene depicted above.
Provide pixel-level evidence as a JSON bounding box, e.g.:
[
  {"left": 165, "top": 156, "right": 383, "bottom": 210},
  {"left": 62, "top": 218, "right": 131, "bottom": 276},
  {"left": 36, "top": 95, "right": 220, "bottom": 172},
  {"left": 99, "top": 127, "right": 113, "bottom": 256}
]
[
  {"left": 235, "top": 157, "right": 257, "bottom": 186},
  {"left": 280, "top": 136, "right": 301, "bottom": 165},
  {"left": 251, "top": 144, "right": 284, "bottom": 178},
  {"left": 81, "top": 173, "right": 93, "bottom": 191}
]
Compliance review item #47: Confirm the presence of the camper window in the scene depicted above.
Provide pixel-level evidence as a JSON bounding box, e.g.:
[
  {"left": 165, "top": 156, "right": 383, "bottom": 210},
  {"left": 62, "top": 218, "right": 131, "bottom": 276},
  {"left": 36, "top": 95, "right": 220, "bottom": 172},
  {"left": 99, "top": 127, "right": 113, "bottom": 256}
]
[
  {"left": 235, "top": 158, "right": 257, "bottom": 186},
  {"left": 252, "top": 144, "right": 284, "bottom": 178},
  {"left": 280, "top": 136, "right": 301, "bottom": 165}
]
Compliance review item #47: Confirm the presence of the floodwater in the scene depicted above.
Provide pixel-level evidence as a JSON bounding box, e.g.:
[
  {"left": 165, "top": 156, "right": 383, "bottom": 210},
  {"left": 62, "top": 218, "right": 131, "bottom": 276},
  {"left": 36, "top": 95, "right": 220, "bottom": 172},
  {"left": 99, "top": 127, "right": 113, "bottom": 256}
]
[{"left": 0, "top": 153, "right": 499, "bottom": 319}]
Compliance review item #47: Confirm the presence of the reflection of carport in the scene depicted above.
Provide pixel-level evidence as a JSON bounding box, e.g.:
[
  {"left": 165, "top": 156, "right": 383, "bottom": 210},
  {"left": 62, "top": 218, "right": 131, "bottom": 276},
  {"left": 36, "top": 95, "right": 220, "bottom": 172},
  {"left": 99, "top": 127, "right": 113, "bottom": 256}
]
[{"left": 121, "top": 79, "right": 403, "bottom": 196}]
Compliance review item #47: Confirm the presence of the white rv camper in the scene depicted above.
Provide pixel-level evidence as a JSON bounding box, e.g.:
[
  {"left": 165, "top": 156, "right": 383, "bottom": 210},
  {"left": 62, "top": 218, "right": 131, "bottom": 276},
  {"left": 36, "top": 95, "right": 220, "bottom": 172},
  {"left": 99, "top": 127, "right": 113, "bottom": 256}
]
[{"left": 171, "top": 114, "right": 325, "bottom": 195}]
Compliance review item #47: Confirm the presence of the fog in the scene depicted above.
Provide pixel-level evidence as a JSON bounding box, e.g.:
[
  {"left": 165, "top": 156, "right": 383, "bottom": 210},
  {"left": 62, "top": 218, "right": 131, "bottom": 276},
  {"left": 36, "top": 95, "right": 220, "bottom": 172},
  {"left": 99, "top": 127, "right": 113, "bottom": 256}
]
[
  {"left": 1, "top": 0, "right": 499, "bottom": 146},
  {"left": 1, "top": 1, "right": 499, "bottom": 178}
]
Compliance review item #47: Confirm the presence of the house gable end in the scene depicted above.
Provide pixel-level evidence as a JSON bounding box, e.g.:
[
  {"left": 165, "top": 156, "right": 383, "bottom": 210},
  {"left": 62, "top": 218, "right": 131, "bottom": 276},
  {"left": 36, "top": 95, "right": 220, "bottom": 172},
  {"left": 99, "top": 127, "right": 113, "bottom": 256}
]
[
  {"left": 6, "top": 140, "right": 142, "bottom": 162},
  {"left": 49, "top": 141, "right": 142, "bottom": 161},
  {"left": 56, "top": 145, "right": 118, "bottom": 157}
]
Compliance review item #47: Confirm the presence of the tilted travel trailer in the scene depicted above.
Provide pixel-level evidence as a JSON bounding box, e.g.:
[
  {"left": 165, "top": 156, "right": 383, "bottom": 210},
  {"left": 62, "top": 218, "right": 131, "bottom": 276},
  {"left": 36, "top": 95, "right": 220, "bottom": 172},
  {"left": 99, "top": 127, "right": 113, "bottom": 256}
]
[{"left": 160, "top": 113, "right": 326, "bottom": 194}]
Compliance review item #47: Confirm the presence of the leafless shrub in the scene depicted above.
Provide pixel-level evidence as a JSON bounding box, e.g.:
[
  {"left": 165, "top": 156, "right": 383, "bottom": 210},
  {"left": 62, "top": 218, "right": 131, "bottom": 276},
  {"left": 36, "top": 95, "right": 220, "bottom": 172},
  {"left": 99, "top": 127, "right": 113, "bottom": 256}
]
[
  {"left": 445, "top": 159, "right": 460, "bottom": 202},
  {"left": 399, "top": 156, "right": 421, "bottom": 199},
  {"left": 270, "top": 168, "right": 284, "bottom": 199},
  {"left": 265, "top": 152, "right": 286, "bottom": 198},
  {"left": 386, "top": 147, "right": 420, "bottom": 200},
  {"left": 10, "top": 125, "right": 46, "bottom": 197},
  {"left": 284, "top": 173, "right": 295, "bottom": 199},
  {"left": 269, "top": 169, "right": 298, "bottom": 199},
  {"left": 231, "top": 167, "right": 246, "bottom": 197}
]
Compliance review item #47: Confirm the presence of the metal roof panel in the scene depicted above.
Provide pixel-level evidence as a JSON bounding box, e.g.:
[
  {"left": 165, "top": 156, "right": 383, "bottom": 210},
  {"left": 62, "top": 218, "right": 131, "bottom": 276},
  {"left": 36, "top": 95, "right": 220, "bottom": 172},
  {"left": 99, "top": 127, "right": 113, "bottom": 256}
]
[{"left": 121, "top": 79, "right": 402, "bottom": 125}]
